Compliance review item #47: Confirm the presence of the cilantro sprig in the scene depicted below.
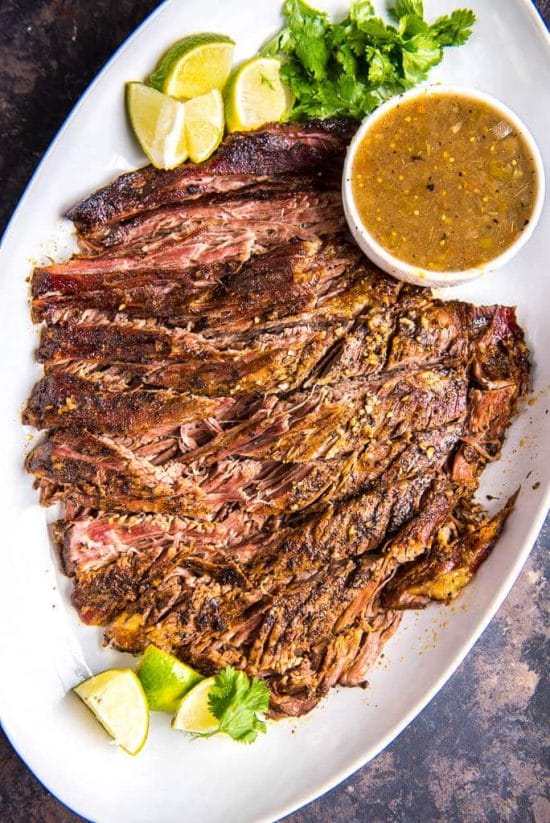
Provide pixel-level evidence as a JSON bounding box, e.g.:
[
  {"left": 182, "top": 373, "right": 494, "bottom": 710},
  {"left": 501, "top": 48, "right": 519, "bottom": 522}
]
[
  {"left": 206, "top": 666, "right": 270, "bottom": 744},
  {"left": 262, "top": 0, "right": 476, "bottom": 120}
]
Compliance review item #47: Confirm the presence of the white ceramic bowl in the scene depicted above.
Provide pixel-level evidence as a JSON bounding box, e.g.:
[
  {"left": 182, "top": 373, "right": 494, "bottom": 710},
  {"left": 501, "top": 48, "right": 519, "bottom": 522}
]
[{"left": 342, "top": 84, "right": 546, "bottom": 288}]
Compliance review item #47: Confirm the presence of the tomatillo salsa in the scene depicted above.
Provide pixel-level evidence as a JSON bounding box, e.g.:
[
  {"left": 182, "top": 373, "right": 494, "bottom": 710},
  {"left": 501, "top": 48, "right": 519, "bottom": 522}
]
[{"left": 351, "top": 93, "right": 538, "bottom": 272}]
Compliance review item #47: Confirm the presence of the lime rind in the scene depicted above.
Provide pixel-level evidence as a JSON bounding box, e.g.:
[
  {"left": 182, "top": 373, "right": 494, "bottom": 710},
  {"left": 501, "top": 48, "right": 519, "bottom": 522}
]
[
  {"left": 172, "top": 676, "right": 219, "bottom": 734},
  {"left": 74, "top": 669, "right": 149, "bottom": 756},
  {"left": 137, "top": 645, "right": 203, "bottom": 713},
  {"left": 148, "top": 33, "right": 235, "bottom": 99}
]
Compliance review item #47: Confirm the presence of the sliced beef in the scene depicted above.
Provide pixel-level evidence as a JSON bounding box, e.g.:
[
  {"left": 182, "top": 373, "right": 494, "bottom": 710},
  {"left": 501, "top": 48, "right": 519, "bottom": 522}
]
[
  {"left": 310, "top": 297, "right": 471, "bottom": 385},
  {"left": 383, "top": 492, "right": 518, "bottom": 608},
  {"left": 67, "top": 119, "right": 356, "bottom": 234},
  {"left": 27, "top": 430, "right": 337, "bottom": 517},
  {"left": 36, "top": 229, "right": 260, "bottom": 277},
  {"left": 38, "top": 316, "right": 350, "bottom": 398},
  {"left": 28, "top": 409, "right": 462, "bottom": 516},
  {"left": 31, "top": 239, "right": 364, "bottom": 326},
  {"left": 451, "top": 305, "right": 529, "bottom": 486},
  {"left": 37, "top": 295, "right": 466, "bottom": 398},
  {"left": 39, "top": 190, "right": 347, "bottom": 281},
  {"left": 59, "top": 425, "right": 461, "bottom": 629},
  {"left": 78, "top": 188, "right": 345, "bottom": 256},
  {"left": 23, "top": 123, "right": 530, "bottom": 719},
  {"left": 60, "top": 507, "right": 267, "bottom": 625},
  {"left": 185, "top": 366, "right": 468, "bottom": 466},
  {"left": 79, "top": 437, "right": 457, "bottom": 640},
  {"left": 22, "top": 372, "right": 225, "bottom": 433},
  {"left": 104, "top": 479, "right": 455, "bottom": 713}
]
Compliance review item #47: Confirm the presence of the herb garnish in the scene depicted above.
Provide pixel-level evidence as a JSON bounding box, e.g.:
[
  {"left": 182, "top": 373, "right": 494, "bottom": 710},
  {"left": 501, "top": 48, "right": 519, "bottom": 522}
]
[
  {"left": 262, "top": 0, "right": 476, "bottom": 120},
  {"left": 205, "top": 666, "right": 270, "bottom": 744}
]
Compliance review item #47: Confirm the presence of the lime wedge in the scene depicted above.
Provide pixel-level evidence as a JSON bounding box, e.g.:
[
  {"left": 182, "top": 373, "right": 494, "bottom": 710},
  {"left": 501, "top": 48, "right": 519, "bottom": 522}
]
[
  {"left": 185, "top": 89, "right": 225, "bottom": 163},
  {"left": 149, "top": 34, "right": 235, "bottom": 99},
  {"left": 73, "top": 669, "right": 149, "bottom": 755},
  {"left": 172, "top": 676, "right": 219, "bottom": 734},
  {"left": 126, "top": 82, "right": 187, "bottom": 170},
  {"left": 225, "top": 57, "right": 292, "bottom": 133},
  {"left": 137, "top": 645, "right": 203, "bottom": 713}
]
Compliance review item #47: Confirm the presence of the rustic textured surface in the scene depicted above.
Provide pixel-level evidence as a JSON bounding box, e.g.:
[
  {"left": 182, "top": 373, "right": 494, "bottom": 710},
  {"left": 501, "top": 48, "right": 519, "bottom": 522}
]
[{"left": 0, "top": 1, "right": 548, "bottom": 821}]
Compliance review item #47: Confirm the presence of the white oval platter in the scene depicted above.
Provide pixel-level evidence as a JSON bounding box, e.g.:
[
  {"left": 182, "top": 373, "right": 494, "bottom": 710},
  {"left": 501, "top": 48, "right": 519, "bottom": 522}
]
[{"left": 0, "top": 1, "right": 548, "bottom": 821}]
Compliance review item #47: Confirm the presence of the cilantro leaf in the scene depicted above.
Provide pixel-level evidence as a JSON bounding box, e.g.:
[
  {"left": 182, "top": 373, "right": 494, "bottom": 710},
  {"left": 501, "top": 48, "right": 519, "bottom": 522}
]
[
  {"left": 389, "top": 0, "right": 424, "bottom": 21},
  {"left": 397, "top": 12, "right": 429, "bottom": 38},
  {"left": 280, "top": 0, "right": 330, "bottom": 80},
  {"left": 401, "top": 35, "right": 443, "bottom": 85},
  {"left": 348, "top": 0, "right": 375, "bottom": 27},
  {"left": 355, "top": 16, "right": 399, "bottom": 42},
  {"left": 207, "top": 666, "right": 270, "bottom": 744},
  {"left": 366, "top": 46, "right": 399, "bottom": 85},
  {"left": 432, "top": 8, "right": 477, "bottom": 46},
  {"left": 333, "top": 40, "right": 358, "bottom": 77},
  {"left": 262, "top": 0, "right": 475, "bottom": 121}
]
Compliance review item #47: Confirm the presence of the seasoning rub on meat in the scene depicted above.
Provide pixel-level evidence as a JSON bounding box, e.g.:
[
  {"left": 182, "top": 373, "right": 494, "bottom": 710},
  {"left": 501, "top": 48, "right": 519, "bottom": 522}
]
[{"left": 24, "top": 120, "right": 529, "bottom": 718}]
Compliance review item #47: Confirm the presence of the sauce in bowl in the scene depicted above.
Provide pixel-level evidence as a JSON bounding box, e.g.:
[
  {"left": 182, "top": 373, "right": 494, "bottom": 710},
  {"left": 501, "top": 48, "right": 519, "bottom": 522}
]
[{"left": 345, "top": 87, "right": 542, "bottom": 281}]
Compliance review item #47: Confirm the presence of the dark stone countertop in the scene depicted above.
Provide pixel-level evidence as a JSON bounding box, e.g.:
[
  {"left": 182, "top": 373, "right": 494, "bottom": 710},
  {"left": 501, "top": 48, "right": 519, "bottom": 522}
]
[{"left": 0, "top": 2, "right": 548, "bottom": 821}]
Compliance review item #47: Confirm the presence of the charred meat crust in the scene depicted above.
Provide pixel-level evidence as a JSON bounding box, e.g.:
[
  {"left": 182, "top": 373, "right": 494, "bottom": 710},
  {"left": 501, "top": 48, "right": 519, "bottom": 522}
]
[
  {"left": 382, "top": 491, "right": 519, "bottom": 608},
  {"left": 66, "top": 119, "right": 357, "bottom": 232}
]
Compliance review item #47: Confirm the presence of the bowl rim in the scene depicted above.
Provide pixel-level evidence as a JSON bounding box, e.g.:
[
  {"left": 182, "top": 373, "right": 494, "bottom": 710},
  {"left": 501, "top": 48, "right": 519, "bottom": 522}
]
[{"left": 342, "top": 83, "right": 546, "bottom": 288}]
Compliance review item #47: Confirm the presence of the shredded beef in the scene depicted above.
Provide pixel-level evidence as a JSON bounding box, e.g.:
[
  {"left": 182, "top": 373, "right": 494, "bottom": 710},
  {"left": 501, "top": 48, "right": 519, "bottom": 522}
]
[{"left": 24, "top": 122, "right": 530, "bottom": 717}]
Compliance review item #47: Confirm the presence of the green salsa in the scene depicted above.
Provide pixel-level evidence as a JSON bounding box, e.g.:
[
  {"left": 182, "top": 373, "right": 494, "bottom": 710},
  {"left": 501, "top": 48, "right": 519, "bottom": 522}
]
[{"left": 351, "top": 93, "right": 538, "bottom": 272}]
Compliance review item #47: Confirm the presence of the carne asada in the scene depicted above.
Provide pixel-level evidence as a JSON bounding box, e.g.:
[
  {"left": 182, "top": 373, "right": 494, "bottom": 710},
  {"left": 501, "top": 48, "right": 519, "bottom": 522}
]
[{"left": 24, "top": 120, "right": 529, "bottom": 718}]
